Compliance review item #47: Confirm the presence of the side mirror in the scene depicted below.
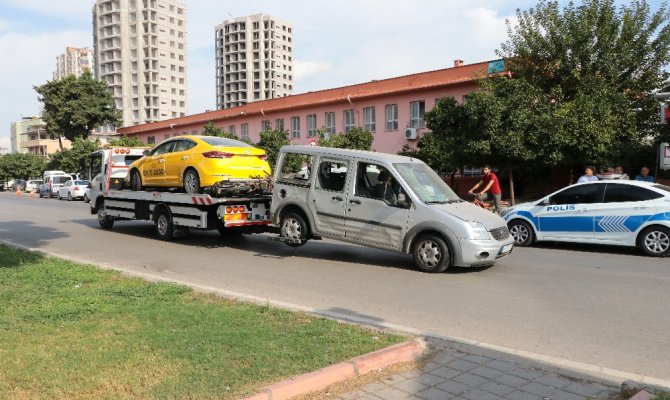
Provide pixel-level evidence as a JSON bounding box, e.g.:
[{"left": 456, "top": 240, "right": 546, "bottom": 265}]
[
  {"left": 142, "top": 149, "right": 150, "bottom": 156},
  {"left": 539, "top": 198, "right": 550, "bottom": 206},
  {"left": 397, "top": 193, "right": 410, "bottom": 208}
]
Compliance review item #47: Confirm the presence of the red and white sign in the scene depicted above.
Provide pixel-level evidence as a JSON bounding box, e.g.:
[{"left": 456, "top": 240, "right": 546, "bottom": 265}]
[
  {"left": 662, "top": 142, "right": 670, "bottom": 170},
  {"left": 308, "top": 139, "right": 317, "bottom": 146}
]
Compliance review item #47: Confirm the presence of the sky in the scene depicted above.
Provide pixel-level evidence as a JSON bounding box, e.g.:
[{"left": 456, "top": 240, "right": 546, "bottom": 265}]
[{"left": 0, "top": 0, "right": 661, "bottom": 153}]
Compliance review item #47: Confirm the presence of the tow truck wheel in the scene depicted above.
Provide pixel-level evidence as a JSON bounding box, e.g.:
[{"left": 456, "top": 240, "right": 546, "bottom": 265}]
[
  {"left": 412, "top": 233, "right": 450, "bottom": 273},
  {"left": 638, "top": 225, "right": 670, "bottom": 257},
  {"left": 97, "top": 204, "right": 114, "bottom": 229},
  {"left": 129, "top": 170, "right": 142, "bottom": 191},
  {"left": 508, "top": 220, "right": 534, "bottom": 247},
  {"left": 154, "top": 208, "right": 174, "bottom": 241},
  {"left": 280, "top": 212, "right": 308, "bottom": 247},
  {"left": 183, "top": 169, "right": 201, "bottom": 194}
]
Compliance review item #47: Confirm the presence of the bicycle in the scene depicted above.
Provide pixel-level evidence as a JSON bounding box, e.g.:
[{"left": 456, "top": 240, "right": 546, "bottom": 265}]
[{"left": 467, "top": 192, "right": 510, "bottom": 213}]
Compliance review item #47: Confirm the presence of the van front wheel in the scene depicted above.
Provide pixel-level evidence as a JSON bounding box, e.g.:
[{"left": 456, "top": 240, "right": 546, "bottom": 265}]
[{"left": 413, "top": 233, "right": 450, "bottom": 273}]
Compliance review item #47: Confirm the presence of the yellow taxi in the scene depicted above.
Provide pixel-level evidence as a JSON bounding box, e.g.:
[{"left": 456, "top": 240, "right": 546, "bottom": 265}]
[{"left": 127, "top": 135, "right": 271, "bottom": 193}]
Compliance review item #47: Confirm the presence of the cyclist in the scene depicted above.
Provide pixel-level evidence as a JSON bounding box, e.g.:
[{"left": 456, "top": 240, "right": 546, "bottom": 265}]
[{"left": 468, "top": 165, "right": 502, "bottom": 213}]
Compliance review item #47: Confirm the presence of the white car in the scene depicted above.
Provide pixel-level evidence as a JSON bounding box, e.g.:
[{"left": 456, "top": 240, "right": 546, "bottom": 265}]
[
  {"left": 57, "top": 180, "right": 89, "bottom": 201},
  {"left": 25, "top": 179, "right": 43, "bottom": 192},
  {"left": 501, "top": 180, "right": 670, "bottom": 256}
]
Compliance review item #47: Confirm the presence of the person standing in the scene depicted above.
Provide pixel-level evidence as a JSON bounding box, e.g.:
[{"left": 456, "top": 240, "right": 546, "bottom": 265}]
[
  {"left": 635, "top": 166, "right": 655, "bottom": 182},
  {"left": 469, "top": 165, "right": 502, "bottom": 213},
  {"left": 578, "top": 166, "right": 599, "bottom": 183},
  {"left": 614, "top": 166, "right": 629, "bottom": 179}
]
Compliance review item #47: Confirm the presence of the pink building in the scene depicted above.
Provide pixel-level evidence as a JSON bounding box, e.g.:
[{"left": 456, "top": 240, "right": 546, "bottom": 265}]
[{"left": 118, "top": 59, "right": 505, "bottom": 154}]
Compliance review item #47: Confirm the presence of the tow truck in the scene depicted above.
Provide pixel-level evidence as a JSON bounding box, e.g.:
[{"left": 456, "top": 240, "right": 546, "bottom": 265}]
[{"left": 85, "top": 147, "right": 272, "bottom": 240}]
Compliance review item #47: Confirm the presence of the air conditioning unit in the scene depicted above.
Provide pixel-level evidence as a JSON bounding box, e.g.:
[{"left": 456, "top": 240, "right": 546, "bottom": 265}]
[{"left": 405, "top": 127, "right": 418, "bottom": 140}]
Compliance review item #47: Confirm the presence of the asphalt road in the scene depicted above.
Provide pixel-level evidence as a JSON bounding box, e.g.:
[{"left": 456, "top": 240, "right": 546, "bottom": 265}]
[{"left": 1, "top": 191, "right": 669, "bottom": 382}]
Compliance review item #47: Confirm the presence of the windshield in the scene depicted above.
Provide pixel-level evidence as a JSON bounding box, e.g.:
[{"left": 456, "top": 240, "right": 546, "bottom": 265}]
[
  {"left": 200, "top": 136, "right": 252, "bottom": 148},
  {"left": 52, "top": 176, "right": 70, "bottom": 184},
  {"left": 394, "top": 162, "right": 460, "bottom": 203}
]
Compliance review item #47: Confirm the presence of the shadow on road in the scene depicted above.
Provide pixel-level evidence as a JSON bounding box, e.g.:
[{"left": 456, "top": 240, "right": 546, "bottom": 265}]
[
  {"left": 0, "top": 220, "right": 70, "bottom": 251},
  {"left": 530, "top": 241, "right": 645, "bottom": 258}
]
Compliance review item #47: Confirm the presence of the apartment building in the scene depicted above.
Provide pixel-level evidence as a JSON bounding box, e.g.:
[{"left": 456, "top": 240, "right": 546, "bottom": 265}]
[
  {"left": 10, "top": 117, "right": 71, "bottom": 156},
  {"left": 215, "top": 14, "right": 293, "bottom": 109},
  {"left": 92, "top": 0, "right": 188, "bottom": 132},
  {"left": 53, "top": 47, "right": 93, "bottom": 80},
  {"left": 118, "top": 60, "right": 504, "bottom": 154}
]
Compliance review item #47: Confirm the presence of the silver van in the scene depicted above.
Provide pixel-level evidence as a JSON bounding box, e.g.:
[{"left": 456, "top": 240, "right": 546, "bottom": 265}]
[{"left": 271, "top": 146, "right": 514, "bottom": 272}]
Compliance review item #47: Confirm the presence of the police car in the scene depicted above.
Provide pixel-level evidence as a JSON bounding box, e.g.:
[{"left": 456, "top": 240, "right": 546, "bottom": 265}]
[{"left": 500, "top": 180, "right": 670, "bottom": 256}]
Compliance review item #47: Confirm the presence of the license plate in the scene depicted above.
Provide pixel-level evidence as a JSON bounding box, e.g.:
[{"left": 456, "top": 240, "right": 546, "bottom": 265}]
[{"left": 500, "top": 243, "right": 513, "bottom": 254}]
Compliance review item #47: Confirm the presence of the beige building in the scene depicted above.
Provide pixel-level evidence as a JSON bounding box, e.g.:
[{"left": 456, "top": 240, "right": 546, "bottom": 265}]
[
  {"left": 10, "top": 117, "right": 71, "bottom": 156},
  {"left": 53, "top": 47, "right": 94, "bottom": 80},
  {"left": 92, "top": 0, "right": 188, "bottom": 132},
  {"left": 215, "top": 14, "right": 293, "bottom": 110}
]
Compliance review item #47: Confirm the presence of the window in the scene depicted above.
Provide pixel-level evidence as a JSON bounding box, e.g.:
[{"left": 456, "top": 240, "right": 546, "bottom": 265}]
[
  {"left": 386, "top": 104, "right": 398, "bottom": 131},
  {"left": 410, "top": 101, "right": 425, "bottom": 128},
  {"left": 363, "top": 107, "right": 375, "bottom": 132},
  {"left": 173, "top": 139, "right": 196, "bottom": 152},
  {"left": 261, "top": 120, "right": 271, "bottom": 131},
  {"left": 150, "top": 140, "right": 175, "bottom": 155},
  {"left": 325, "top": 112, "right": 336, "bottom": 135},
  {"left": 550, "top": 184, "right": 605, "bottom": 205},
  {"left": 316, "top": 159, "right": 348, "bottom": 192},
  {"left": 228, "top": 125, "right": 236, "bottom": 135},
  {"left": 291, "top": 116, "right": 300, "bottom": 138},
  {"left": 344, "top": 109, "right": 355, "bottom": 133},
  {"left": 275, "top": 118, "right": 284, "bottom": 131},
  {"left": 147, "top": 136, "right": 155, "bottom": 145},
  {"left": 277, "top": 152, "right": 314, "bottom": 185},
  {"left": 241, "top": 123, "right": 249, "bottom": 141},
  {"left": 355, "top": 163, "right": 406, "bottom": 207},
  {"left": 603, "top": 184, "right": 663, "bottom": 202},
  {"left": 307, "top": 114, "right": 317, "bottom": 137}
]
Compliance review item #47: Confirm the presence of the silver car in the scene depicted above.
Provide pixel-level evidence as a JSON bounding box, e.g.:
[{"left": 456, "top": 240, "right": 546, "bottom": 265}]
[{"left": 271, "top": 146, "right": 514, "bottom": 273}]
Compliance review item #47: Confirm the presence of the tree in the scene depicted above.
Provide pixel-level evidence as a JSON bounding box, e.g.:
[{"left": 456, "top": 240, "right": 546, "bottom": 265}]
[
  {"left": 0, "top": 153, "right": 47, "bottom": 181},
  {"left": 318, "top": 127, "right": 374, "bottom": 150},
  {"left": 108, "top": 135, "right": 146, "bottom": 147},
  {"left": 34, "top": 71, "right": 121, "bottom": 149},
  {"left": 498, "top": 0, "right": 670, "bottom": 167},
  {"left": 255, "top": 128, "right": 291, "bottom": 169},
  {"left": 202, "top": 122, "right": 240, "bottom": 140},
  {"left": 46, "top": 138, "right": 101, "bottom": 174}
]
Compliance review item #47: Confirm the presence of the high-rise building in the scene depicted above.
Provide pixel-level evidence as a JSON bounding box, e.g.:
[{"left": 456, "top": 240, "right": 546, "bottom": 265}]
[
  {"left": 215, "top": 14, "right": 293, "bottom": 109},
  {"left": 53, "top": 47, "right": 93, "bottom": 80},
  {"left": 92, "top": 0, "right": 187, "bottom": 132}
]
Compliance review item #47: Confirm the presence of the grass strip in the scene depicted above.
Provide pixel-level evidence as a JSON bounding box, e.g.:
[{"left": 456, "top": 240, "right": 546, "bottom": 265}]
[{"left": 0, "top": 245, "right": 405, "bottom": 400}]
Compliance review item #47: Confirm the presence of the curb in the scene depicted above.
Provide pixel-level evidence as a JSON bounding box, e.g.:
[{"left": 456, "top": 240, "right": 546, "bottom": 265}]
[
  {"left": 629, "top": 390, "right": 653, "bottom": 400},
  {"left": 241, "top": 339, "right": 425, "bottom": 400}
]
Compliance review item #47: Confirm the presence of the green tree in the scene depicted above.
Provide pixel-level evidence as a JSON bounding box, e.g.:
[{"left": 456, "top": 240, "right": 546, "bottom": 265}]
[
  {"left": 0, "top": 153, "right": 47, "bottom": 181},
  {"left": 34, "top": 71, "right": 121, "bottom": 149},
  {"left": 498, "top": 0, "right": 670, "bottom": 167},
  {"left": 108, "top": 135, "right": 146, "bottom": 147},
  {"left": 202, "top": 122, "right": 239, "bottom": 140},
  {"left": 46, "top": 138, "right": 101, "bottom": 174},
  {"left": 256, "top": 128, "right": 291, "bottom": 169},
  {"left": 318, "top": 127, "right": 374, "bottom": 150}
]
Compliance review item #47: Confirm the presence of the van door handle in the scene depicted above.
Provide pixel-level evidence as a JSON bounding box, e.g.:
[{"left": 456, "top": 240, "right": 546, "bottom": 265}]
[
  {"left": 332, "top": 196, "right": 343, "bottom": 201},
  {"left": 349, "top": 199, "right": 361, "bottom": 204}
]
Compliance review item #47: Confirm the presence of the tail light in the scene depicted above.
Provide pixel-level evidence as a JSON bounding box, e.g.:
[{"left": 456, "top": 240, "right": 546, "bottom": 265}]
[
  {"left": 256, "top": 154, "right": 267, "bottom": 160},
  {"left": 73, "top": 187, "right": 79, "bottom": 190},
  {"left": 203, "top": 151, "right": 234, "bottom": 158}
]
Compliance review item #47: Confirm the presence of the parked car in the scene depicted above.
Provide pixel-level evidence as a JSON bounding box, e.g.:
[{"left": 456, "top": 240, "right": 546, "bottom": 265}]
[
  {"left": 501, "top": 180, "right": 670, "bottom": 256},
  {"left": 83, "top": 184, "right": 91, "bottom": 203},
  {"left": 39, "top": 175, "right": 72, "bottom": 198},
  {"left": 10, "top": 179, "right": 26, "bottom": 191},
  {"left": 57, "top": 180, "right": 90, "bottom": 200},
  {"left": 127, "top": 135, "right": 271, "bottom": 194},
  {"left": 271, "top": 145, "right": 514, "bottom": 273},
  {"left": 25, "top": 179, "right": 44, "bottom": 192}
]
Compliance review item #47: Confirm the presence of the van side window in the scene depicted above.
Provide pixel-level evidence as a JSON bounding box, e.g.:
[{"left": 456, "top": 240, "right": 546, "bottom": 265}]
[
  {"left": 355, "top": 162, "right": 402, "bottom": 206},
  {"left": 316, "top": 159, "right": 348, "bottom": 192},
  {"left": 277, "top": 152, "right": 313, "bottom": 187}
]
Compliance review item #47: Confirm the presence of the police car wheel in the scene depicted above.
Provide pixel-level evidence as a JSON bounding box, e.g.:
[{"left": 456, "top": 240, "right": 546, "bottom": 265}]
[
  {"left": 130, "top": 170, "right": 142, "bottom": 191},
  {"left": 508, "top": 220, "right": 534, "bottom": 247},
  {"left": 413, "top": 233, "right": 450, "bottom": 273},
  {"left": 280, "top": 212, "right": 308, "bottom": 247},
  {"left": 638, "top": 226, "right": 670, "bottom": 257}
]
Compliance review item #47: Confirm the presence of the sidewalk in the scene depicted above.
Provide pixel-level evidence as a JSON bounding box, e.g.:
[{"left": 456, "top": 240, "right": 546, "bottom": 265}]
[{"left": 330, "top": 338, "right": 621, "bottom": 400}]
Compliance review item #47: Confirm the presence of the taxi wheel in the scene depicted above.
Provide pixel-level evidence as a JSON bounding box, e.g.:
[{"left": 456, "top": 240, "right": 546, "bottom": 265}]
[
  {"left": 508, "top": 220, "right": 534, "bottom": 247},
  {"left": 413, "top": 233, "right": 450, "bottom": 273},
  {"left": 183, "top": 169, "right": 201, "bottom": 194},
  {"left": 638, "top": 226, "right": 670, "bottom": 257},
  {"left": 280, "top": 212, "right": 308, "bottom": 247},
  {"left": 129, "top": 170, "right": 142, "bottom": 191}
]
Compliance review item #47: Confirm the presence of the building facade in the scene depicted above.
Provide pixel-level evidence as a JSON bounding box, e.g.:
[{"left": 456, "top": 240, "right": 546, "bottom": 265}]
[
  {"left": 92, "top": 0, "right": 188, "bottom": 132},
  {"left": 53, "top": 47, "right": 94, "bottom": 80},
  {"left": 118, "top": 60, "right": 504, "bottom": 154},
  {"left": 215, "top": 14, "right": 293, "bottom": 109},
  {"left": 10, "top": 117, "right": 71, "bottom": 156}
]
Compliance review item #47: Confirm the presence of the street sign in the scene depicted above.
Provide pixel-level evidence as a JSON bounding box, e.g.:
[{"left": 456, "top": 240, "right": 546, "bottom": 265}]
[
  {"left": 661, "top": 142, "right": 670, "bottom": 170},
  {"left": 308, "top": 139, "right": 317, "bottom": 146}
]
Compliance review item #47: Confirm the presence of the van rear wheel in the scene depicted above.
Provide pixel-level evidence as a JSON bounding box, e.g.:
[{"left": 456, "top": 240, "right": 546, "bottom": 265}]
[
  {"left": 280, "top": 212, "right": 308, "bottom": 247},
  {"left": 413, "top": 233, "right": 450, "bottom": 273}
]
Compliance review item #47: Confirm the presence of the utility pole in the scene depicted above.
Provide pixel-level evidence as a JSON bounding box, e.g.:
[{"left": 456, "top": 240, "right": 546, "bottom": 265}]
[{"left": 654, "top": 92, "right": 669, "bottom": 171}]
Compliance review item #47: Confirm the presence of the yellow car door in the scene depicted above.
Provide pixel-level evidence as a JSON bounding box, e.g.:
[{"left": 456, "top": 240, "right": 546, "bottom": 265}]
[
  {"left": 165, "top": 139, "right": 196, "bottom": 185},
  {"left": 143, "top": 141, "right": 174, "bottom": 186}
]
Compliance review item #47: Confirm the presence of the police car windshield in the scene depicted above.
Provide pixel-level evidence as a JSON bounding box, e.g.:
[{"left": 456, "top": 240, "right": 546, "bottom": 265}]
[{"left": 394, "top": 163, "right": 460, "bottom": 203}]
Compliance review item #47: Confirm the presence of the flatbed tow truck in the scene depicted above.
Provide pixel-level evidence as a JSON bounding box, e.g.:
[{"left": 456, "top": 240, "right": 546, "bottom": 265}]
[{"left": 86, "top": 147, "right": 273, "bottom": 240}]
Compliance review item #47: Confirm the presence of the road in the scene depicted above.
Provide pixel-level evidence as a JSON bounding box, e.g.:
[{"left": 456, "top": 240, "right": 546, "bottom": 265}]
[{"left": 1, "top": 191, "right": 669, "bottom": 382}]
